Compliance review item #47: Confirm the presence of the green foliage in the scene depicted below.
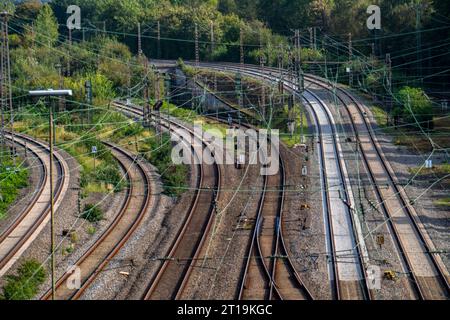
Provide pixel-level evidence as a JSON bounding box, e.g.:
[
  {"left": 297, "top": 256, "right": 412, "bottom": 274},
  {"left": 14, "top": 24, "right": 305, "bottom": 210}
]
[
  {"left": 34, "top": 4, "right": 59, "bottom": 47},
  {"left": 65, "top": 72, "right": 116, "bottom": 102},
  {"left": 87, "top": 225, "right": 97, "bottom": 235},
  {"left": 94, "top": 163, "right": 125, "bottom": 191},
  {"left": 144, "top": 133, "right": 188, "bottom": 196},
  {"left": 1, "top": 260, "right": 46, "bottom": 300},
  {"left": 0, "top": 0, "right": 15, "bottom": 14},
  {"left": 0, "top": 162, "right": 29, "bottom": 219},
  {"left": 395, "top": 86, "right": 434, "bottom": 129},
  {"left": 81, "top": 204, "right": 104, "bottom": 223}
]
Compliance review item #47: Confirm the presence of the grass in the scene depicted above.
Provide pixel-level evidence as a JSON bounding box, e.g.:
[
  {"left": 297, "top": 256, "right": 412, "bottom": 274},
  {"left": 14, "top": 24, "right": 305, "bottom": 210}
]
[
  {"left": 371, "top": 106, "right": 389, "bottom": 128},
  {"left": 139, "top": 132, "right": 189, "bottom": 197},
  {"left": 161, "top": 102, "right": 229, "bottom": 135},
  {"left": 14, "top": 107, "right": 126, "bottom": 196},
  {"left": 0, "top": 260, "right": 46, "bottom": 300},
  {"left": 97, "top": 108, "right": 190, "bottom": 197},
  {"left": 434, "top": 198, "right": 450, "bottom": 207},
  {"left": 369, "top": 105, "right": 450, "bottom": 153},
  {"left": 409, "top": 163, "right": 450, "bottom": 176},
  {"left": 271, "top": 104, "right": 310, "bottom": 148},
  {"left": 0, "top": 159, "right": 29, "bottom": 220}
]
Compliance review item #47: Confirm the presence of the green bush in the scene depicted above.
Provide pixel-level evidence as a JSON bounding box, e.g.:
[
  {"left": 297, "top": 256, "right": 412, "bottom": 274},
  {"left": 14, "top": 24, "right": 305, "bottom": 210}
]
[
  {"left": 145, "top": 133, "right": 188, "bottom": 196},
  {"left": 394, "top": 86, "right": 434, "bottom": 129},
  {"left": 95, "top": 163, "right": 125, "bottom": 191},
  {"left": 0, "top": 163, "right": 29, "bottom": 219},
  {"left": 81, "top": 204, "right": 104, "bottom": 223},
  {"left": 1, "top": 260, "right": 46, "bottom": 300}
]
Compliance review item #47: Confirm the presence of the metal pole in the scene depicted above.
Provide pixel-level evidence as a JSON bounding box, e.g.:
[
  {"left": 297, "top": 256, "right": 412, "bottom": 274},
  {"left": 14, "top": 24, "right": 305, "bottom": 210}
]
[
  {"left": 240, "top": 27, "right": 244, "bottom": 67},
  {"left": 210, "top": 21, "right": 214, "bottom": 61},
  {"left": 348, "top": 32, "right": 353, "bottom": 87},
  {"left": 4, "top": 14, "right": 14, "bottom": 165},
  {"left": 138, "top": 22, "right": 142, "bottom": 56},
  {"left": 0, "top": 15, "right": 5, "bottom": 159},
  {"left": 67, "top": 28, "right": 72, "bottom": 77},
  {"left": 195, "top": 23, "right": 199, "bottom": 67},
  {"left": 49, "top": 101, "right": 56, "bottom": 300},
  {"left": 157, "top": 21, "right": 161, "bottom": 59}
]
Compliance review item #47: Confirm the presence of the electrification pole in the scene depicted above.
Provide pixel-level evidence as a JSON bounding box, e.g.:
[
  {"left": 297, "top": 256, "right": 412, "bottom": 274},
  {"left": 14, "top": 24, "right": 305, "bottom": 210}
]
[
  {"left": 348, "top": 32, "right": 353, "bottom": 87},
  {"left": 143, "top": 58, "right": 151, "bottom": 128},
  {"left": 195, "top": 23, "right": 199, "bottom": 67},
  {"left": 416, "top": 2, "right": 423, "bottom": 83},
  {"left": 260, "top": 31, "right": 266, "bottom": 120},
  {"left": 240, "top": 27, "right": 244, "bottom": 67},
  {"left": 29, "top": 89, "right": 73, "bottom": 301},
  {"left": 1, "top": 12, "right": 14, "bottom": 163},
  {"left": 137, "top": 22, "right": 142, "bottom": 56},
  {"left": 56, "top": 63, "right": 65, "bottom": 112},
  {"left": 210, "top": 21, "right": 215, "bottom": 61},
  {"left": 67, "top": 27, "right": 72, "bottom": 77},
  {"left": 157, "top": 21, "right": 161, "bottom": 59},
  {"left": 295, "top": 29, "right": 304, "bottom": 143},
  {"left": 386, "top": 53, "right": 393, "bottom": 124}
]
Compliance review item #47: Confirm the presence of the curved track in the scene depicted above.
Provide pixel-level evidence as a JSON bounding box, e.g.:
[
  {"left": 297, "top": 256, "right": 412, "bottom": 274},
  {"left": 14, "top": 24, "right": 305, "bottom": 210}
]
[
  {"left": 187, "top": 60, "right": 449, "bottom": 300},
  {"left": 113, "top": 101, "right": 221, "bottom": 300},
  {"left": 0, "top": 133, "right": 68, "bottom": 277},
  {"left": 41, "top": 142, "right": 152, "bottom": 300},
  {"left": 196, "top": 63, "right": 371, "bottom": 299}
]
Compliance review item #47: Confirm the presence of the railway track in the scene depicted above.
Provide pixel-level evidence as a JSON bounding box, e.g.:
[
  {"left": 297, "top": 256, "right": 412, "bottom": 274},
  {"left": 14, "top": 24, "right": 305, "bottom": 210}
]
[
  {"left": 41, "top": 142, "right": 152, "bottom": 300},
  {"left": 0, "top": 132, "right": 68, "bottom": 277},
  {"left": 113, "top": 101, "right": 221, "bottom": 300},
  {"left": 303, "top": 75, "right": 450, "bottom": 300},
  {"left": 238, "top": 147, "right": 313, "bottom": 300},
  {"left": 117, "top": 100, "right": 312, "bottom": 300},
  {"left": 303, "top": 91, "right": 370, "bottom": 300},
  {"left": 185, "top": 60, "right": 449, "bottom": 300},
  {"left": 194, "top": 62, "right": 371, "bottom": 300}
]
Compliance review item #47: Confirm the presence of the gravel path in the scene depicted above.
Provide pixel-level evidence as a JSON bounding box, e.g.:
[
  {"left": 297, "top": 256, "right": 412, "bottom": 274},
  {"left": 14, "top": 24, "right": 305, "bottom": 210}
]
[{"left": 281, "top": 139, "right": 332, "bottom": 300}]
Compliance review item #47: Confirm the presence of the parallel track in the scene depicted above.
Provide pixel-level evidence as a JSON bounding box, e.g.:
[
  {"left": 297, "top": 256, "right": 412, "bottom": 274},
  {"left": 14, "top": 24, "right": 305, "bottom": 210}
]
[
  {"left": 304, "top": 74, "right": 450, "bottom": 299},
  {"left": 0, "top": 133, "right": 67, "bottom": 277},
  {"left": 189, "top": 60, "right": 449, "bottom": 299},
  {"left": 224, "top": 122, "right": 313, "bottom": 300},
  {"left": 113, "top": 101, "right": 221, "bottom": 300},
  {"left": 41, "top": 142, "right": 152, "bottom": 300},
  {"left": 197, "top": 63, "right": 370, "bottom": 300}
]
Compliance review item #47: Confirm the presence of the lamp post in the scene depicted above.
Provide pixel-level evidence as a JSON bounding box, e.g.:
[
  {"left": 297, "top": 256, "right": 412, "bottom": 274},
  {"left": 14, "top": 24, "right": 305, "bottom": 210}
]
[{"left": 28, "top": 89, "right": 72, "bottom": 300}]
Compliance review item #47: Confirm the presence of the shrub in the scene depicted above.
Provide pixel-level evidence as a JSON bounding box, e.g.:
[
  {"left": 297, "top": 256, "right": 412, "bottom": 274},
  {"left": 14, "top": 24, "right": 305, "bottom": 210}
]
[
  {"left": 0, "top": 163, "right": 29, "bottom": 219},
  {"left": 81, "top": 204, "right": 104, "bottom": 223},
  {"left": 395, "top": 86, "right": 434, "bottom": 129},
  {"left": 1, "top": 260, "right": 46, "bottom": 300},
  {"left": 95, "top": 163, "right": 125, "bottom": 191}
]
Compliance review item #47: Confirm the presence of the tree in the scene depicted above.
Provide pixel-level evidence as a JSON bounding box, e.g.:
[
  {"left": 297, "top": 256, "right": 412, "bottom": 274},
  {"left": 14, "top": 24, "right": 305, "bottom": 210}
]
[
  {"left": 35, "top": 4, "right": 59, "bottom": 47},
  {"left": 15, "top": 0, "right": 42, "bottom": 21},
  {"left": 395, "top": 86, "right": 434, "bottom": 129}
]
